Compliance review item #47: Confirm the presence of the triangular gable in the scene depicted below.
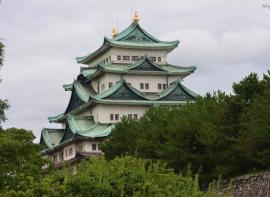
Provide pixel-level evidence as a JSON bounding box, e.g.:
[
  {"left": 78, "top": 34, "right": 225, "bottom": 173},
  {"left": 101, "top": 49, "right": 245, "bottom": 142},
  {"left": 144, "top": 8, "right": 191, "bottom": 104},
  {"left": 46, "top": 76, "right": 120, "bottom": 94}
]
[
  {"left": 97, "top": 80, "right": 149, "bottom": 101},
  {"left": 129, "top": 57, "right": 165, "bottom": 72},
  {"left": 105, "top": 85, "right": 144, "bottom": 100},
  {"left": 64, "top": 86, "right": 86, "bottom": 114},
  {"left": 113, "top": 22, "right": 159, "bottom": 43},
  {"left": 60, "top": 124, "right": 75, "bottom": 143},
  {"left": 40, "top": 136, "right": 50, "bottom": 150},
  {"left": 120, "top": 27, "right": 156, "bottom": 42},
  {"left": 64, "top": 81, "right": 93, "bottom": 114},
  {"left": 40, "top": 128, "right": 65, "bottom": 150},
  {"left": 157, "top": 81, "right": 197, "bottom": 101}
]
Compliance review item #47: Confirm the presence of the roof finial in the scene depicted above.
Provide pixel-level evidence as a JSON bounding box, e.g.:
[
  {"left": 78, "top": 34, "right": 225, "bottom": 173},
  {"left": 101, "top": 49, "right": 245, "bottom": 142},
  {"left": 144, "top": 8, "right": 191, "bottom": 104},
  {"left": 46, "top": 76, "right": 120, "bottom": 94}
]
[
  {"left": 112, "top": 27, "right": 118, "bottom": 38},
  {"left": 133, "top": 11, "right": 139, "bottom": 23}
]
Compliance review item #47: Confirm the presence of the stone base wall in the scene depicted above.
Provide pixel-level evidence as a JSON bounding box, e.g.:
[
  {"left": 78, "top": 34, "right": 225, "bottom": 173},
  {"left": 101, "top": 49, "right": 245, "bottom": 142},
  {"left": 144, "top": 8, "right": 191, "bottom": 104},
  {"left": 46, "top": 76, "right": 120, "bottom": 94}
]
[{"left": 227, "top": 172, "right": 270, "bottom": 197}]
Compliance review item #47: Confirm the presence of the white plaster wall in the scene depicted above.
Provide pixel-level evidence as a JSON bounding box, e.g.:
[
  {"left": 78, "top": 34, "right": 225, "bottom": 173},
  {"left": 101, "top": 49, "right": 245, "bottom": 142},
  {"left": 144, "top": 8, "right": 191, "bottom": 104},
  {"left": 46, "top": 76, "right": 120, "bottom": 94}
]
[
  {"left": 88, "top": 47, "right": 168, "bottom": 67},
  {"left": 168, "top": 76, "right": 182, "bottom": 85},
  {"left": 91, "top": 80, "right": 99, "bottom": 93},
  {"left": 123, "top": 74, "right": 167, "bottom": 93},
  {"left": 110, "top": 48, "right": 167, "bottom": 65},
  {"left": 63, "top": 144, "right": 76, "bottom": 160},
  {"left": 91, "top": 104, "right": 149, "bottom": 123},
  {"left": 83, "top": 141, "right": 102, "bottom": 153},
  {"left": 90, "top": 73, "right": 180, "bottom": 93},
  {"left": 77, "top": 110, "right": 91, "bottom": 116},
  {"left": 88, "top": 51, "right": 112, "bottom": 67}
]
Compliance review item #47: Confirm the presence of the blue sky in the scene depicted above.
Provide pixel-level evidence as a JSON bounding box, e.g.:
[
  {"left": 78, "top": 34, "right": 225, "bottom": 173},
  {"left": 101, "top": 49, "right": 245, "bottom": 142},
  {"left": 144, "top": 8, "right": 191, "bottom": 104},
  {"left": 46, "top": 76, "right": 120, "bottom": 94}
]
[{"left": 0, "top": 0, "right": 270, "bottom": 139}]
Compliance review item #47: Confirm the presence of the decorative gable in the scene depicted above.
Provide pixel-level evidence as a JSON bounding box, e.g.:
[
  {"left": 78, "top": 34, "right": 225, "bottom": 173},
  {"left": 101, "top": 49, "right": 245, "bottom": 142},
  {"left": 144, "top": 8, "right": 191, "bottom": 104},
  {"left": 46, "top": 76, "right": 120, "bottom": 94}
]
[
  {"left": 121, "top": 28, "right": 156, "bottom": 42},
  {"left": 60, "top": 125, "right": 75, "bottom": 143},
  {"left": 159, "top": 86, "right": 195, "bottom": 101},
  {"left": 157, "top": 81, "right": 197, "bottom": 101},
  {"left": 130, "top": 58, "right": 164, "bottom": 72},
  {"left": 64, "top": 88, "right": 85, "bottom": 114},
  {"left": 104, "top": 83, "right": 146, "bottom": 100}
]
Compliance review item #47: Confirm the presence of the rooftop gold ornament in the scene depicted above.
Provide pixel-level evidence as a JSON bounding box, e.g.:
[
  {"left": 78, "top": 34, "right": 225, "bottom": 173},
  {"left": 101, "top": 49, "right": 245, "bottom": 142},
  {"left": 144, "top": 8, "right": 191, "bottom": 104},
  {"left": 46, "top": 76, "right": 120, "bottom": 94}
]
[
  {"left": 112, "top": 27, "right": 118, "bottom": 38},
  {"left": 133, "top": 11, "right": 139, "bottom": 23}
]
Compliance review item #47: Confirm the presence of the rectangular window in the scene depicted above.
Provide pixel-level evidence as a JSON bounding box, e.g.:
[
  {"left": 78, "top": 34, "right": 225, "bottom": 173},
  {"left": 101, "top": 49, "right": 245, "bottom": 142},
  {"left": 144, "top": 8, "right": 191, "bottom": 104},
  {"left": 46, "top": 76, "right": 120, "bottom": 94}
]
[
  {"left": 123, "top": 56, "right": 130, "bottom": 60},
  {"left": 140, "top": 83, "right": 144, "bottom": 89},
  {"left": 133, "top": 114, "right": 138, "bottom": 120},
  {"left": 145, "top": 83, "right": 149, "bottom": 89},
  {"left": 103, "top": 60, "right": 105, "bottom": 64},
  {"left": 78, "top": 144, "right": 83, "bottom": 152},
  {"left": 149, "top": 57, "right": 156, "bottom": 62},
  {"left": 158, "top": 57, "right": 161, "bottom": 62},
  {"left": 128, "top": 114, "right": 132, "bottom": 119},
  {"left": 158, "top": 84, "right": 162, "bottom": 90},
  {"left": 53, "top": 155, "right": 57, "bottom": 163},
  {"left": 92, "top": 144, "right": 97, "bottom": 151},
  {"left": 163, "top": 84, "right": 167, "bottom": 89},
  {"left": 65, "top": 149, "right": 68, "bottom": 157},
  {"left": 68, "top": 147, "right": 73, "bottom": 156},
  {"left": 59, "top": 152, "right": 63, "bottom": 161},
  {"left": 110, "top": 114, "right": 114, "bottom": 120},
  {"left": 117, "top": 55, "right": 121, "bottom": 60},
  {"left": 115, "top": 114, "right": 119, "bottom": 121},
  {"left": 101, "top": 84, "right": 105, "bottom": 91},
  {"left": 106, "top": 58, "right": 108, "bottom": 63},
  {"left": 97, "top": 143, "right": 101, "bottom": 150},
  {"left": 109, "top": 82, "right": 113, "bottom": 88},
  {"left": 132, "top": 56, "right": 139, "bottom": 61}
]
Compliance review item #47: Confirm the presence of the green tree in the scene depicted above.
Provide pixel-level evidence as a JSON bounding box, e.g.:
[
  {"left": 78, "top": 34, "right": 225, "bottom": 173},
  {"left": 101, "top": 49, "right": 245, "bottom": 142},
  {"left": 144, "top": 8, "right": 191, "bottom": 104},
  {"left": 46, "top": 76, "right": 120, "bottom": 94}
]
[
  {"left": 0, "top": 128, "right": 46, "bottom": 192},
  {"left": 0, "top": 41, "right": 9, "bottom": 127},
  {"left": 238, "top": 89, "right": 270, "bottom": 170},
  {"left": 102, "top": 71, "right": 270, "bottom": 184},
  {"left": 1, "top": 156, "right": 227, "bottom": 197}
]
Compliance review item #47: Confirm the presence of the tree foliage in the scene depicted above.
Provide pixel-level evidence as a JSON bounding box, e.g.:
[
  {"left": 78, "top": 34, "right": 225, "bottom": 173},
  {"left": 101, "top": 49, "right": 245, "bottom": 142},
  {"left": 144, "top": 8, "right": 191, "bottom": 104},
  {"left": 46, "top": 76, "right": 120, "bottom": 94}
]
[
  {"left": 102, "top": 71, "right": 270, "bottom": 184},
  {"left": 0, "top": 128, "right": 46, "bottom": 192},
  {"left": 0, "top": 156, "right": 227, "bottom": 197},
  {"left": 0, "top": 41, "right": 9, "bottom": 127}
]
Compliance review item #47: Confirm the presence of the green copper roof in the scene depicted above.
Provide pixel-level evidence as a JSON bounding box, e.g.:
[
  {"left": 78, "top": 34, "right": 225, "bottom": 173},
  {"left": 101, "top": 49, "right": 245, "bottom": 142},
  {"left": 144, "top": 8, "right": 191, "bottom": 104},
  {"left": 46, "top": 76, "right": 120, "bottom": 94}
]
[
  {"left": 67, "top": 115, "right": 95, "bottom": 134},
  {"left": 40, "top": 128, "right": 65, "bottom": 149},
  {"left": 157, "top": 79, "right": 198, "bottom": 101},
  {"left": 95, "top": 79, "right": 149, "bottom": 101},
  {"left": 112, "top": 22, "right": 178, "bottom": 44},
  {"left": 79, "top": 57, "right": 196, "bottom": 83},
  {"left": 48, "top": 78, "right": 198, "bottom": 123},
  {"left": 63, "top": 114, "right": 112, "bottom": 141},
  {"left": 48, "top": 113, "right": 65, "bottom": 123},
  {"left": 63, "top": 84, "right": 73, "bottom": 91},
  {"left": 73, "top": 80, "right": 92, "bottom": 102},
  {"left": 80, "top": 67, "right": 97, "bottom": 78},
  {"left": 76, "top": 22, "right": 179, "bottom": 64},
  {"left": 41, "top": 115, "right": 113, "bottom": 151}
]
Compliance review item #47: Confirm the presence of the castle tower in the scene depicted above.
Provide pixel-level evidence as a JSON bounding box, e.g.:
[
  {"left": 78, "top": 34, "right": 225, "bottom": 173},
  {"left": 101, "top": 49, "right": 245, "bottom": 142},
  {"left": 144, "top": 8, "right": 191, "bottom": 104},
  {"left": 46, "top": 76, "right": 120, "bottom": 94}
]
[{"left": 40, "top": 15, "right": 198, "bottom": 167}]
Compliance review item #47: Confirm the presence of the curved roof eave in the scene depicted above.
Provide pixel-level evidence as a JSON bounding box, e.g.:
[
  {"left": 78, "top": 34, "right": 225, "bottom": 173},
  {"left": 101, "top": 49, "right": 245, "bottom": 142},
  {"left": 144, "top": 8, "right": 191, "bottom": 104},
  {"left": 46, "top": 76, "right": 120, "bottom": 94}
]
[
  {"left": 75, "top": 37, "right": 179, "bottom": 65},
  {"left": 75, "top": 38, "right": 111, "bottom": 64}
]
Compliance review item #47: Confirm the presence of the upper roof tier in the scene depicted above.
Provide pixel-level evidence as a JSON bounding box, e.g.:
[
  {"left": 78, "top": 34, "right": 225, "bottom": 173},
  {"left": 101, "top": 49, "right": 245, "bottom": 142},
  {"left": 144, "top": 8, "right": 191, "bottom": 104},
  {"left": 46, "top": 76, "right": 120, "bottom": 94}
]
[
  {"left": 76, "top": 21, "right": 179, "bottom": 64},
  {"left": 78, "top": 56, "right": 196, "bottom": 83}
]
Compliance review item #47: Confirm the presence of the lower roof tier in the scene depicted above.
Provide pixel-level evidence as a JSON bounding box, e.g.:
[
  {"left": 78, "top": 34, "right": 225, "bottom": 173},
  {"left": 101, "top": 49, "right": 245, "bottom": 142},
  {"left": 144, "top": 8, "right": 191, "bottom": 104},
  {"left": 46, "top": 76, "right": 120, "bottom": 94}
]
[
  {"left": 40, "top": 115, "right": 113, "bottom": 153},
  {"left": 48, "top": 79, "right": 198, "bottom": 123}
]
